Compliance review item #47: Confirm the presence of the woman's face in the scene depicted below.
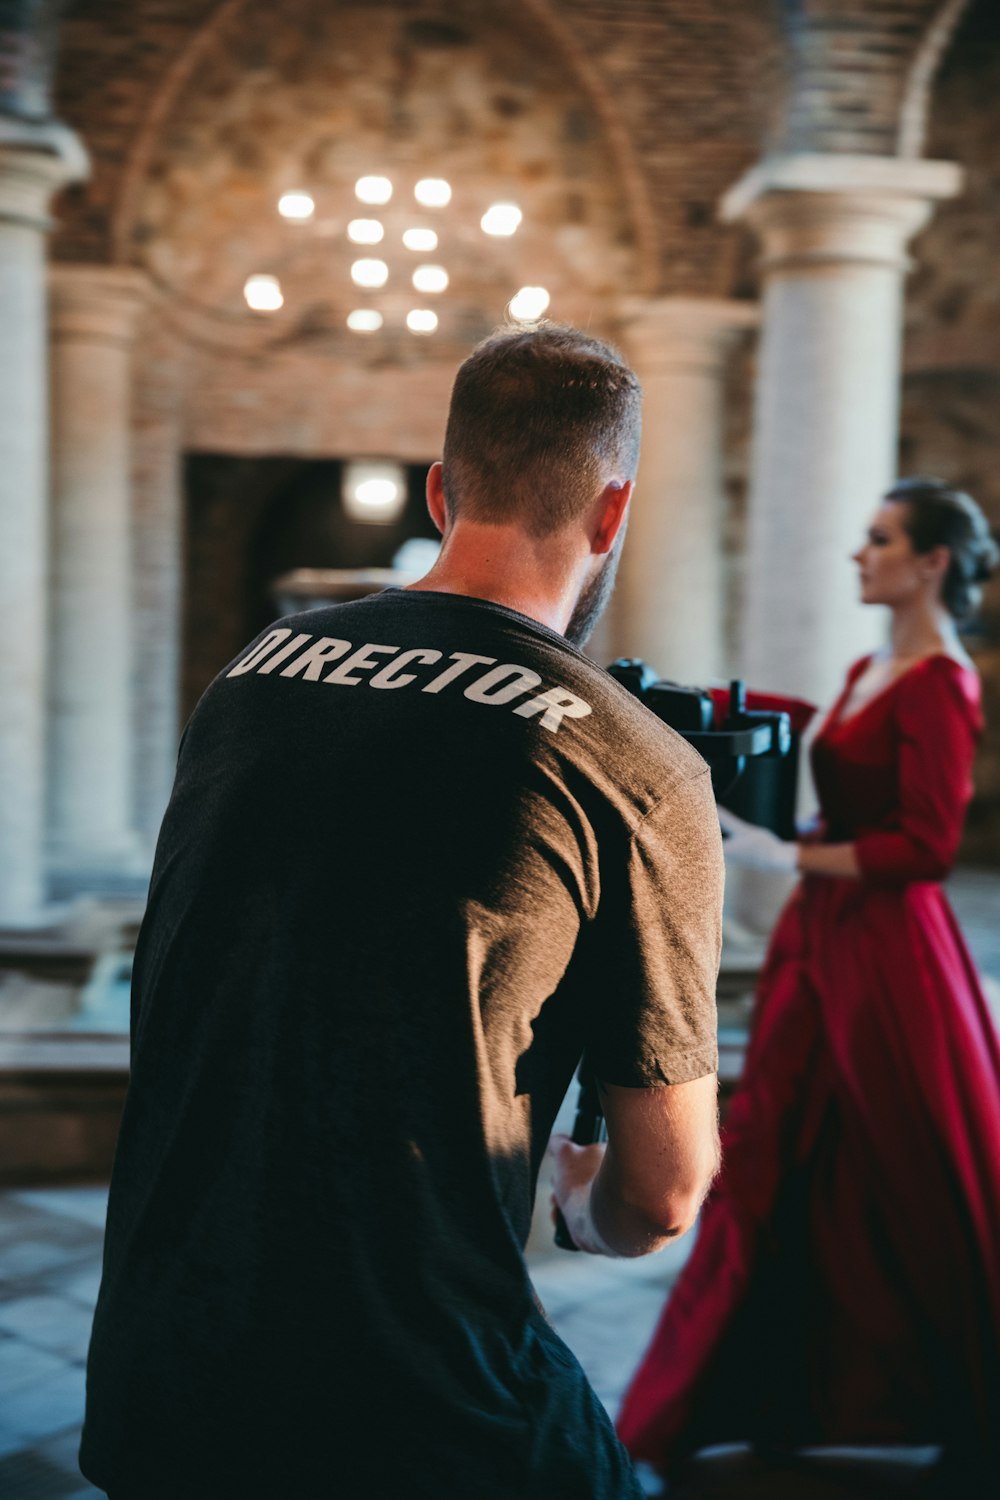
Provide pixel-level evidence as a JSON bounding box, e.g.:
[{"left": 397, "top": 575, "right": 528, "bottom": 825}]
[{"left": 851, "top": 501, "right": 930, "bottom": 608}]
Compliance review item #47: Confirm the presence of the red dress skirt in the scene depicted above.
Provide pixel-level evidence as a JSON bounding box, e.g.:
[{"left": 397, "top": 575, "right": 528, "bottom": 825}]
[{"left": 617, "top": 654, "right": 1000, "bottom": 1468}]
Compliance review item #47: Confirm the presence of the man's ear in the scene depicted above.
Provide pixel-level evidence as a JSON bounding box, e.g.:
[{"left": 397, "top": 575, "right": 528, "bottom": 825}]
[
  {"left": 592, "top": 479, "right": 633, "bottom": 556},
  {"left": 426, "top": 461, "right": 448, "bottom": 536}
]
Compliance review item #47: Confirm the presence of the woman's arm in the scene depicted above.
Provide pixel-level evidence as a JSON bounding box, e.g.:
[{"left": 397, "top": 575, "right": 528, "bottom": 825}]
[{"left": 796, "top": 841, "right": 860, "bottom": 879}]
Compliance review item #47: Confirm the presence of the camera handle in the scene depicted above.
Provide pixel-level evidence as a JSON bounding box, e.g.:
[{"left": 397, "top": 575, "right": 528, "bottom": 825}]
[{"left": 553, "top": 1065, "right": 607, "bottom": 1252}]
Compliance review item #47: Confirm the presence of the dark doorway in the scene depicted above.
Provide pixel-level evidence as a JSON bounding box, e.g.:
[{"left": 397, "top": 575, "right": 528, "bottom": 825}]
[{"left": 182, "top": 454, "right": 437, "bottom": 720}]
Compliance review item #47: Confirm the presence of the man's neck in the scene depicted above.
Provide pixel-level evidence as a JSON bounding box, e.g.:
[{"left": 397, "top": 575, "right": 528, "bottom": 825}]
[{"left": 405, "top": 522, "right": 586, "bottom": 637}]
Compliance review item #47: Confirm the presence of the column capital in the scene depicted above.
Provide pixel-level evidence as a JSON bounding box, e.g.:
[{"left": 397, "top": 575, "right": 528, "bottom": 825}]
[
  {"left": 49, "top": 264, "right": 150, "bottom": 346},
  {"left": 721, "top": 153, "right": 963, "bottom": 274},
  {"left": 619, "top": 296, "right": 758, "bottom": 376},
  {"left": 0, "top": 119, "right": 88, "bottom": 231}
]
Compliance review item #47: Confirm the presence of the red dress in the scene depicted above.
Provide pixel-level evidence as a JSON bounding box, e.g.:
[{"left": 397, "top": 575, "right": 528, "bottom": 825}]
[{"left": 617, "top": 654, "right": 1000, "bottom": 1468}]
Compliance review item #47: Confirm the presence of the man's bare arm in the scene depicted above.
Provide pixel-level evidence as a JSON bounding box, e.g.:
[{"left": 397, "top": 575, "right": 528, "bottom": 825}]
[{"left": 549, "top": 1073, "right": 720, "bottom": 1257}]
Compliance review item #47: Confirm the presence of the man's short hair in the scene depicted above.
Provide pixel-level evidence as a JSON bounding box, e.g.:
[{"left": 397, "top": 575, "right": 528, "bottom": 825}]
[{"left": 442, "top": 323, "right": 642, "bottom": 536}]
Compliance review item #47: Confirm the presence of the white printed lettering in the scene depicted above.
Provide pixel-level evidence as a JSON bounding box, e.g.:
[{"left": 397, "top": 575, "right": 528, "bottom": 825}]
[
  {"left": 324, "top": 643, "right": 399, "bottom": 686},
  {"left": 422, "top": 652, "right": 497, "bottom": 694},
  {"left": 369, "top": 648, "right": 443, "bottom": 689},
  {"left": 279, "top": 637, "right": 352, "bottom": 681},
  {"left": 227, "top": 628, "right": 293, "bottom": 677},
  {"left": 464, "top": 665, "right": 543, "bottom": 705},
  {"left": 513, "top": 687, "right": 593, "bottom": 732},
  {"left": 256, "top": 632, "right": 313, "bottom": 675}
]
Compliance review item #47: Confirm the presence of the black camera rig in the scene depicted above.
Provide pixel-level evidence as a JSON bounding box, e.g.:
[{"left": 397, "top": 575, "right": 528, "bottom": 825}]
[{"left": 553, "top": 659, "right": 800, "bottom": 1251}]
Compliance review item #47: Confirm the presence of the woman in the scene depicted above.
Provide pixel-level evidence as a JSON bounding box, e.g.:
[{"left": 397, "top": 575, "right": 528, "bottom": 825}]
[{"left": 617, "top": 478, "right": 1000, "bottom": 1480}]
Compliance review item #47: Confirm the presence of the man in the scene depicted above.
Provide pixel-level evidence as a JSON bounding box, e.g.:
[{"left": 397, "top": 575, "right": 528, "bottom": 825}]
[{"left": 81, "top": 325, "right": 723, "bottom": 1499}]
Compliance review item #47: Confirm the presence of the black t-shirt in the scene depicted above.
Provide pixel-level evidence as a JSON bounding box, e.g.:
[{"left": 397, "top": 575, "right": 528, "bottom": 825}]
[{"left": 81, "top": 590, "right": 722, "bottom": 1500}]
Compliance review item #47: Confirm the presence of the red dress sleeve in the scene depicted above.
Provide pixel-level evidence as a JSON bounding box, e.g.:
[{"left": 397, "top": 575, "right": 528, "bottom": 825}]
[{"left": 854, "top": 658, "right": 981, "bottom": 885}]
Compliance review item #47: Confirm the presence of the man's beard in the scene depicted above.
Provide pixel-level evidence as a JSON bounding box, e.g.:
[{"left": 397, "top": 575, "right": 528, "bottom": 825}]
[{"left": 565, "top": 528, "right": 626, "bottom": 649}]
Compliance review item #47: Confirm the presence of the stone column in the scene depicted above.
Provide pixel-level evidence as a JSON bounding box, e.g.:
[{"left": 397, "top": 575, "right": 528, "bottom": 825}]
[
  {"left": 616, "top": 297, "right": 757, "bottom": 684},
  {"left": 721, "top": 153, "right": 961, "bottom": 706},
  {"left": 131, "top": 329, "right": 186, "bottom": 852},
  {"left": 0, "top": 124, "right": 86, "bottom": 925},
  {"left": 47, "top": 265, "right": 149, "bottom": 892}
]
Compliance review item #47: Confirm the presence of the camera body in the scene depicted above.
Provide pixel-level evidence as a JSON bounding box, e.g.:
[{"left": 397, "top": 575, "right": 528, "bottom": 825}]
[
  {"left": 608, "top": 659, "right": 802, "bottom": 840},
  {"left": 553, "top": 658, "right": 811, "bottom": 1250}
]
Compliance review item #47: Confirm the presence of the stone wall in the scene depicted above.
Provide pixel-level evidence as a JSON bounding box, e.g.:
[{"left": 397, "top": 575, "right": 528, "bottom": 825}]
[
  {"left": 36, "top": 0, "right": 1000, "bottom": 865},
  {"left": 900, "top": 0, "right": 1000, "bottom": 865}
]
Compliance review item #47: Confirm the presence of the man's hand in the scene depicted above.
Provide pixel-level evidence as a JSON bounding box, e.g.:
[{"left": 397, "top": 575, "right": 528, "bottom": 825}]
[
  {"left": 547, "top": 1073, "right": 720, "bottom": 1258},
  {"left": 548, "top": 1135, "right": 619, "bottom": 1256}
]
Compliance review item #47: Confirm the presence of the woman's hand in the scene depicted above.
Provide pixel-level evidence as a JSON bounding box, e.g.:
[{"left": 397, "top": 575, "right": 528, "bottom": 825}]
[
  {"left": 718, "top": 807, "right": 800, "bottom": 873},
  {"left": 796, "top": 813, "right": 828, "bottom": 846}
]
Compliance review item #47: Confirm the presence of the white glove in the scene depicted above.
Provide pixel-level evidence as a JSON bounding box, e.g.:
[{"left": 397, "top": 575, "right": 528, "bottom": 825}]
[{"left": 718, "top": 806, "right": 800, "bottom": 873}]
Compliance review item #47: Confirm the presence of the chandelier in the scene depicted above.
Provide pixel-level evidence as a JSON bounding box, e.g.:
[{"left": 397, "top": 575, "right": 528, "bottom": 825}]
[{"left": 242, "top": 176, "right": 550, "bottom": 336}]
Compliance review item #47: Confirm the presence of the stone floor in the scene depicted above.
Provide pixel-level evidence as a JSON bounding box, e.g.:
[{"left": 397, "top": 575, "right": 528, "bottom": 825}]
[
  {"left": 0, "top": 1188, "right": 106, "bottom": 1498},
  {"left": 0, "top": 869, "right": 997, "bottom": 1498},
  {"left": 0, "top": 1180, "right": 684, "bottom": 1498}
]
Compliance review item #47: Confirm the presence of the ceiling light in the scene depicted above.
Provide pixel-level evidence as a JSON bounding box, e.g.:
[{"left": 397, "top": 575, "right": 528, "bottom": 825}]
[
  {"left": 414, "top": 178, "right": 451, "bottom": 208},
  {"left": 347, "top": 309, "right": 383, "bottom": 332},
  {"left": 481, "top": 202, "right": 522, "bottom": 237},
  {"left": 406, "top": 309, "right": 438, "bottom": 334},
  {"left": 412, "top": 265, "right": 448, "bottom": 294},
  {"left": 509, "top": 285, "right": 550, "bottom": 322},
  {"left": 244, "top": 274, "right": 284, "bottom": 312},
  {"left": 351, "top": 258, "right": 389, "bottom": 288},
  {"left": 355, "top": 175, "right": 393, "bottom": 205},
  {"left": 278, "top": 192, "right": 315, "bottom": 221},
  {"left": 403, "top": 227, "right": 438, "bottom": 252},
  {"left": 342, "top": 460, "right": 407, "bottom": 524},
  {"left": 347, "top": 218, "right": 384, "bottom": 245}
]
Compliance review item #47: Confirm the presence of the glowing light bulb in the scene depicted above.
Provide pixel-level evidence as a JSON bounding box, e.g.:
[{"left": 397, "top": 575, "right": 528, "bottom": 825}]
[
  {"left": 403, "top": 227, "right": 438, "bottom": 252},
  {"left": 481, "top": 203, "right": 522, "bottom": 237},
  {"left": 412, "top": 264, "right": 448, "bottom": 294},
  {"left": 244, "top": 274, "right": 284, "bottom": 312},
  {"left": 406, "top": 309, "right": 438, "bottom": 334},
  {"left": 351, "top": 258, "right": 389, "bottom": 289},
  {"left": 347, "top": 218, "right": 384, "bottom": 245},
  {"left": 342, "top": 460, "right": 407, "bottom": 523},
  {"left": 356, "top": 478, "right": 399, "bottom": 507},
  {"left": 414, "top": 178, "right": 451, "bottom": 208},
  {"left": 355, "top": 175, "right": 393, "bottom": 205},
  {"left": 346, "top": 309, "right": 383, "bottom": 332},
  {"left": 278, "top": 192, "right": 315, "bottom": 221},
  {"left": 508, "top": 285, "right": 550, "bottom": 322}
]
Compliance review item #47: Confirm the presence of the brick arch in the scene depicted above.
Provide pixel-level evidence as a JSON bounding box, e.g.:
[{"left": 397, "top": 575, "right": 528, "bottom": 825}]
[
  {"left": 0, "top": 0, "right": 62, "bottom": 119},
  {"left": 93, "top": 0, "right": 659, "bottom": 352},
  {"left": 776, "top": 0, "right": 973, "bottom": 157},
  {"left": 97, "top": 0, "right": 658, "bottom": 292},
  {"left": 108, "top": 0, "right": 245, "bottom": 266},
  {"left": 52, "top": 0, "right": 781, "bottom": 297},
  {"left": 898, "top": 0, "right": 974, "bottom": 156}
]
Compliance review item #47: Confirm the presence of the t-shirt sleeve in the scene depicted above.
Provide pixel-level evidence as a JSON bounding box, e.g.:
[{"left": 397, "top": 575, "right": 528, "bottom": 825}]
[
  {"left": 584, "top": 768, "right": 723, "bottom": 1087},
  {"left": 854, "top": 660, "right": 980, "bottom": 885}
]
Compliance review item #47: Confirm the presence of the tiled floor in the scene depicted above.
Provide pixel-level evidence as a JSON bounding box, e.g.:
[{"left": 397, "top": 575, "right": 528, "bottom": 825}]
[
  {"left": 0, "top": 1181, "right": 682, "bottom": 1498},
  {"left": 0, "top": 1189, "right": 107, "bottom": 1497},
  {"left": 1, "top": 870, "right": 997, "bottom": 1498}
]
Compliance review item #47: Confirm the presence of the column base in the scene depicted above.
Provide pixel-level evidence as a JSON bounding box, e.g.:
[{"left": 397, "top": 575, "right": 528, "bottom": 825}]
[{"left": 46, "top": 836, "right": 152, "bottom": 901}]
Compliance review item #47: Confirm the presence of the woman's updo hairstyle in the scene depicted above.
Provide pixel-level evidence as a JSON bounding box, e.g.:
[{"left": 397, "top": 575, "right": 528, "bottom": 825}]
[{"left": 885, "top": 476, "right": 999, "bottom": 621}]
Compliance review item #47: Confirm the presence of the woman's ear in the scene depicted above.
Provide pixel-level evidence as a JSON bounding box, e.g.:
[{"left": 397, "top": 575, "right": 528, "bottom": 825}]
[{"left": 923, "top": 543, "right": 950, "bottom": 583}]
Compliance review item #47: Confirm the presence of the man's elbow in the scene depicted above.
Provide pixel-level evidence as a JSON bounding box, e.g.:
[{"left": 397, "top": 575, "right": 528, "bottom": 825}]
[
  {"left": 633, "top": 1161, "right": 719, "bottom": 1247},
  {"left": 651, "top": 1182, "right": 712, "bottom": 1241}
]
